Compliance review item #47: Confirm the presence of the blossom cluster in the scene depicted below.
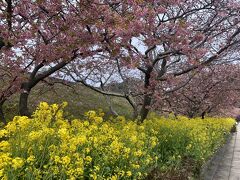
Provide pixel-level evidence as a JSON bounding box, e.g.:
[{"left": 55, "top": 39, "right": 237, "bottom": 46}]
[{"left": 0, "top": 102, "right": 235, "bottom": 179}]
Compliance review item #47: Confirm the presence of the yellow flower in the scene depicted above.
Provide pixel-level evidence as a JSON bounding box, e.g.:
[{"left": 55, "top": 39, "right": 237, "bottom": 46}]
[
  {"left": 15, "top": 116, "right": 31, "bottom": 130},
  {"left": 126, "top": 171, "right": 132, "bottom": 177},
  {"left": 52, "top": 103, "right": 58, "bottom": 110},
  {"left": 69, "top": 176, "right": 76, "bottom": 180},
  {"left": 85, "top": 156, "right": 92, "bottom": 164},
  {"left": 130, "top": 135, "right": 137, "bottom": 143},
  {"left": 58, "top": 128, "right": 69, "bottom": 140},
  {"left": 116, "top": 116, "right": 125, "bottom": 123},
  {"left": 54, "top": 156, "right": 62, "bottom": 164},
  {"left": 94, "top": 117, "right": 103, "bottom": 124},
  {"left": 110, "top": 175, "right": 118, "bottom": 180},
  {"left": 39, "top": 102, "right": 49, "bottom": 110},
  {"left": 134, "top": 150, "right": 143, "bottom": 157},
  {"left": 0, "top": 102, "right": 236, "bottom": 179},
  {"left": 5, "top": 122, "right": 17, "bottom": 133},
  {"left": 62, "top": 101, "right": 68, "bottom": 108},
  {"left": 85, "top": 148, "right": 90, "bottom": 153},
  {"left": 98, "top": 110, "right": 105, "bottom": 117},
  {"left": 132, "top": 164, "right": 140, "bottom": 169},
  {"left": 62, "top": 156, "right": 71, "bottom": 165},
  {"left": 186, "top": 144, "right": 192, "bottom": 150},
  {"left": 0, "top": 169, "right": 4, "bottom": 177},
  {"left": 0, "top": 129, "right": 8, "bottom": 138},
  {"left": 28, "top": 131, "right": 42, "bottom": 141},
  {"left": 94, "top": 165, "right": 100, "bottom": 172},
  {"left": 118, "top": 170, "right": 125, "bottom": 177},
  {"left": 33, "top": 168, "right": 42, "bottom": 179},
  {"left": 124, "top": 147, "right": 131, "bottom": 154},
  {"left": 51, "top": 166, "right": 59, "bottom": 175},
  {"left": 85, "top": 111, "right": 96, "bottom": 119},
  {"left": 0, "top": 141, "right": 10, "bottom": 151},
  {"left": 27, "top": 155, "right": 35, "bottom": 164},
  {"left": 83, "top": 121, "right": 89, "bottom": 126},
  {"left": 12, "top": 157, "right": 24, "bottom": 169},
  {"left": 90, "top": 173, "right": 97, "bottom": 180},
  {"left": 75, "top": 167, "right": 84, "bottom": 175},
  {"left": 71, "top": 119, "right": 83, "bottom": 128}
]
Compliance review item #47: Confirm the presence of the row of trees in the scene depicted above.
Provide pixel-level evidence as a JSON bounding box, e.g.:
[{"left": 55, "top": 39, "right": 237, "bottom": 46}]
[{"left": 1, "top": 0, "right": 240, "bottom": 124}]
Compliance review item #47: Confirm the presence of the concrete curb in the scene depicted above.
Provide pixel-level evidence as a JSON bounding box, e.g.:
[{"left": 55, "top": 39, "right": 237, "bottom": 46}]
[{"left": 199, "top": 132, "right": 235, "bottom": 180}]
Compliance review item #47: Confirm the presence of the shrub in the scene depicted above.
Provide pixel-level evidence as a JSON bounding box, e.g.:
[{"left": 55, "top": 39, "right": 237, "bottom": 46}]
[{"left": 0, "top": 102, "right": 235, "bottom": 179}]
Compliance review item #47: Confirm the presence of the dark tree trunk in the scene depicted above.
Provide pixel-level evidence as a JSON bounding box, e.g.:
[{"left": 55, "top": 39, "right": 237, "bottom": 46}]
[
  {"left": 19, "top": 83, "right": 31, "bottom": 116},
  {"left": 104, "top": 95, "right": 119, "bottom": 117},
  {"left": 0, "top": 101, "right": 6, "bottom": 125},
  {"left": 201, "top": 111, "right": 206, "bottom": 119},
  {"left": 188, "top": 111, "right": 194, "bottom": 118},
  {"left": 139, "top": 67, "right": 154, "bottom": 122},
  {"left": 18, "top": 56, "right": 74, "bottom": 117},
  {"left": 0, "top": 37, "right": 5, "bottom": 49},
  {"left": 188, "top": 105, "right": 199, "bottom": 119},
  {"left": 19, "top": 92, "right": 30, "bottom": 116},
  {"left": 132, "top": 108, "right": 138, "bottom": 120},
  {"left": 140, "top": 94, "right": 152, "bottom": 122}
]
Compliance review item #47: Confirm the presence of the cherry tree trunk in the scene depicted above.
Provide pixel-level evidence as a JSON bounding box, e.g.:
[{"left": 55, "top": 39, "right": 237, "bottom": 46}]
[
  {"left": 139, "top": 69, "right": 153, "bottom": 122},
  {"left": 19, "top": 83, "right": 31, "bottom": 116},
  {"left": 132, "top": 108, "right": 139, "bottom": 120},
  {"left": 0, "top": 101, "right": 6, "bottom": 125},
  {"left": 140, "top": 94, "right": 152, "bottom": 122},
  {"left": 201, "top": 111, "right": 206, "bottom": 119}
]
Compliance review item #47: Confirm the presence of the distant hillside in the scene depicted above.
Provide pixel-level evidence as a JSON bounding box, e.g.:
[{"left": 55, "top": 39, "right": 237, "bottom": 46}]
[{"left": 3, "top": 79, "right": 132, "bottom": 121}]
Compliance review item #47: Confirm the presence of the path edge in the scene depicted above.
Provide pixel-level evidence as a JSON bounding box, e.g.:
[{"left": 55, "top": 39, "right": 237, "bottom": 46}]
[{"left": 199, "top": 129, "right": 236, "bottom": 180}]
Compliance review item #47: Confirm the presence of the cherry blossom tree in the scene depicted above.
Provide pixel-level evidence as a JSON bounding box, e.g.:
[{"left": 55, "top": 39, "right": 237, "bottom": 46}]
[
  {"left": 0, "top": 0, "right": 144, "bottom": 118},
  {"left": 162, "top": 64, "right": 240, "bottom": 118},
  {"left": 0, "top": 0, "right": 25, "bottom": 123},
  {"left": 1, "top": 0, "right": 240, "bottom": 123},
  {"left": 64, "top": 0, "right": 240, "bottom": 121},
  {"left": 128, "top": 0, "right": 240, "bottom": 121}
]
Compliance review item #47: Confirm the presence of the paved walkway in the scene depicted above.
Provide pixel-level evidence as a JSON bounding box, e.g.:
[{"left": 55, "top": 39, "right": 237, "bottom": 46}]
[{"left": 202, "top": 124, "right": 240, "bottom": 180}]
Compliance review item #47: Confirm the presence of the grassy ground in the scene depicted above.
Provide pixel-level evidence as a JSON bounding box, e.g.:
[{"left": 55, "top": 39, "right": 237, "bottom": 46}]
[{"left": 3, "top": 82, "right": 132, "bottom": 122}]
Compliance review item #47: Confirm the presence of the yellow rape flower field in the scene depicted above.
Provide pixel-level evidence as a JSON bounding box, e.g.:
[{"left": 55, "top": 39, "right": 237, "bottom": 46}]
[{"left": 0, "top": 102, "right": 236, "bottom": 179}]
